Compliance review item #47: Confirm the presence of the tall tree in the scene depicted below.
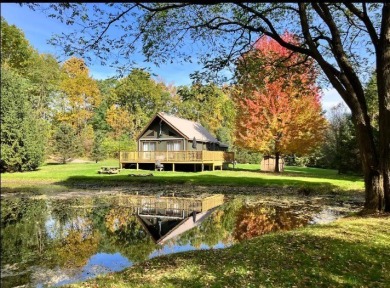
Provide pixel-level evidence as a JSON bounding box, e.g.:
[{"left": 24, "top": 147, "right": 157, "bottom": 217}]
[
  {"left": 30, "top": 3, "right": 390, "bottom": 211},
  {"left": 318, "top": 103, "right": 362, "bottom": 174},
  {"left": 1, "top": 18, "right": 61, "bottom": 165},
  {"left": 111, "top": 68, "right": 174, "bottom": 137},
  {"left": 56, "top": 57, "right": 101, "bottom": 134},
  {"left": 26, "top": 53, "right": 61, "bottom": 120},
  {"left": 91, "top": 130, "right": 107, "bottom": 163},
  {"left": 51, "top": 122, "right": 80, "bottom": 164},
  {"left": 176, "top": 83, "right": 236, "bottom": 144},
  {"left": 234, "top": 34, "right": 327, "bottom": 172},
  {"left": 0, "top": 67, "right": 45, "bottom": 172},
  {"left": 0, "top": 17, "right": 34, "bottom": 72}
]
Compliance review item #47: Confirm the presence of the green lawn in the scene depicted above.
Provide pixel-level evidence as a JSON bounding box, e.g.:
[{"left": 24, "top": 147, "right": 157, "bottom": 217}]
[
  {"left": 67, "top": 215, "right": 390, "bottom": 288},
  {"left": 1, "top": 159, "right": 364, "bottom": 193},
  {"left": 3, "top": 160, "right": 384, "bottom": 288}
]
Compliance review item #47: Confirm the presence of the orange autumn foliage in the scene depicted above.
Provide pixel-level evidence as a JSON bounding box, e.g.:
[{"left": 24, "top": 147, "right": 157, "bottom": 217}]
[
  {"left": 233, "top": 205, "right": 309, "bottom": 241},
  {"left": 234, "top": 33, "right": 328, "bottom": 158}
]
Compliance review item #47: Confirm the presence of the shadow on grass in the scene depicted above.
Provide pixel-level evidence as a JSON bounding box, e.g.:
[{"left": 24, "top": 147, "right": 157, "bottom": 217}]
[
  {"left": 44, "top": 173, "right": 351, "bottom": 197},
  {"left": 228, "top": 166, "right": 363, "bottom": 183}
]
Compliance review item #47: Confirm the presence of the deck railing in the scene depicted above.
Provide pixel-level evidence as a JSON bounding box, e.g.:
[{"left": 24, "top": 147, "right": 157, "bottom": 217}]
[
  {"left": 120, "top": 150, "right": 234, "bottom": 163},
  {"left": 110, "top": 194, "right": 225, "bottom": 217}
]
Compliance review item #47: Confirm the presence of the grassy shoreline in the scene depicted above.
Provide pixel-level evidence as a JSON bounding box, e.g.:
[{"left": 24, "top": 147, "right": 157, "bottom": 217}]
[{"left": 66, "top": 215, "right": 389, "bottom": 288}]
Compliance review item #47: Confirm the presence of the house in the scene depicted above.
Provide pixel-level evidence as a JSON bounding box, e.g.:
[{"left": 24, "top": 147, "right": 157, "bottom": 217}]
[{"left": 120, "top": 112, "right": 234, "bottom": 171}]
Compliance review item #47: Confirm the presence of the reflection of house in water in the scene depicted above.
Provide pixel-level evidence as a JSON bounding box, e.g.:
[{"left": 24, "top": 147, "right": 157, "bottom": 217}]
[{"left": 122, "top": 193, "right": 224, "bottom": 244}]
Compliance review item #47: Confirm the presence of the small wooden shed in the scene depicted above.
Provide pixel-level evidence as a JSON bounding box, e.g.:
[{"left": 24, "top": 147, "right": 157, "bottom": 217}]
[{"left": 260, "top": 155, "right": 285, "bottom": 172}]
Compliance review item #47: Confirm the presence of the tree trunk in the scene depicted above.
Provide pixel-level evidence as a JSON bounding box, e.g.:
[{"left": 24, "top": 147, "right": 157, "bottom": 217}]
[
  {"left": 354, "top": 116, "right": 384, "bottom": 211},
  {"left": 377, "top": 3, "right": 390, "bottom": 211},
  {"left": 275, "top": 152, "right": 280, "bottom": 173},
  {"left": 363, "top": 167, "right": 384, "bottom": 211}
]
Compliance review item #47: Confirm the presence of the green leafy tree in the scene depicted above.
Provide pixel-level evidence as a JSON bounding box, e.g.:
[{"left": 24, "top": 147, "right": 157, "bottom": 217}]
[
  {"left": 234, "top": 149, "right": 262, "bottom": 165},
  {"left": 310, "top": 104, "right": 361, "bottom": 174},
  {"left": 0, "top": 67, "right": 45, "bottom": 172},
  {"left": 91, "top": 131, "right": 107, "bottom": 163},
  {"left": 1, "top": 19, "right": 61, "bottom": 166},
  {"left": 176, "top": 83, "right": 236, "bottom": 145},
  {"left": 90, "top": 78, "right": 119, "bottom": 132},
  {"left": 25, "top": 53, "right": 61, "bottom": 119},
  {"left": 51, "top": 122, "right": 80, "bottom": 164},
  {"left": 111, "top": 68, "right": 174, "bottom": 137},
  {"left": 0, "top": 17, "right": 34, "bottom": 72},
  {"left": 365, "top": 71, "right": 380, "bottom": 135},
  {"left": 329, "top": 104, "right": 360, "bottom": 174}
]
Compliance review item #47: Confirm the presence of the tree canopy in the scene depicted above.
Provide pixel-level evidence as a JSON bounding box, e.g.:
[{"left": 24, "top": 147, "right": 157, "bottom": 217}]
[
  {"left": 234, "top": 34, "right": 327, "bottom": 172},
  {"left": 25, "top": 2, "right": 389, "bottom": 211}
]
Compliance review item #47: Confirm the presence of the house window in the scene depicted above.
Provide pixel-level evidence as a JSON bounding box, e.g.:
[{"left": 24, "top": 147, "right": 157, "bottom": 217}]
[
  {"left": 142, "top": 141, "right": 156, "bottom": 160},
  {"left": 167, "top": 140, "right": 181, "bottom": 151},
  {"left": 143, "top": 142, "right": 156, "bottom": 151}
]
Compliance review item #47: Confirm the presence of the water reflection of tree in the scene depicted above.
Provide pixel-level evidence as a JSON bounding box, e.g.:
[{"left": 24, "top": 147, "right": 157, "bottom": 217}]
[
  {"left": 48, "top": 199, "right": 101, "bottom": 268},
  {"left": 1, "top": 198, "right": 48, "bottom": 267},
  {"left": 233, "top": 205, "right": 309, "bottom": 241},
  {"left": 174, "top": 199, "right": 243, "bottom": 248},
  {"left": 104, "top": 207, "right": 157, "bottom": 262}
]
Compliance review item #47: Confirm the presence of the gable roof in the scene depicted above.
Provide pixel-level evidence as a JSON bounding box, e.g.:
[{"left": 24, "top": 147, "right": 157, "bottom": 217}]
[
  {"left": 159, "top": 112, "right": 218, "bottom": 142},
  {"left": 136, "top": 209, "right": 215, "bottom": 245},
  {"left": 138, "top": 112, "right": 222, "bottom": 143}
]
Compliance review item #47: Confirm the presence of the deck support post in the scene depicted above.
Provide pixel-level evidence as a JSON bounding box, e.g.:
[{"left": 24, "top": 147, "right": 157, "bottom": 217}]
[
  {"left": 173, "top": 163, "right": 175, "bottom": 172},
  {"left": 136, "top": 163, "right": 139, "bottom": 171},
  {"left": 201, "top": 164, "right": 204, "bottom": 172}
]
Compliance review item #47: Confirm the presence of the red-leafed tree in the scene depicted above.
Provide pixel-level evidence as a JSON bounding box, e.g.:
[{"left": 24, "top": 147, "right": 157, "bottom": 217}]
[{"left": 234, "top": 33, "right": 328, "bottom": 172}]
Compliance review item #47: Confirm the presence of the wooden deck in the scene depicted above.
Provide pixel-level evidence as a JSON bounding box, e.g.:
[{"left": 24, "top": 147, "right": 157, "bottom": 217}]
[
  {"left": 120, "top": 150, "right": 234, "bottom": 171},
  {"left": 116, "top": 193, "right": 225, "bottom": 219}
]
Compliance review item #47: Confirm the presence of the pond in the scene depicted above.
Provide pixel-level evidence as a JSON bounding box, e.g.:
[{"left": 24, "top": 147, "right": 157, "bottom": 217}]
[{"left": 1, "top": 193, "right": 362, "bottom": 288}]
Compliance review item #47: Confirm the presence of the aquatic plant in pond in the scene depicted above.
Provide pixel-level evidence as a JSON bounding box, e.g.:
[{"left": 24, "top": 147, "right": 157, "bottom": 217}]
[{"left": 0, "top": 195, "right": 361, "bottom": 287}]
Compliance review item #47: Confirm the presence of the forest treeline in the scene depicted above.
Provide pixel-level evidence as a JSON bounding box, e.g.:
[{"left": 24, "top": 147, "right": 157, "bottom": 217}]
[{"left": 1, "top": 17, "right": 375, "bottom": 174}]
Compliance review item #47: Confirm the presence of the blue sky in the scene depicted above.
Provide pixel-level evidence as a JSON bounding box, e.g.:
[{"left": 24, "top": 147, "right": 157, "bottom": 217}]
[{"left": 1, "top": 3, "right": 344, "bottom": 112}]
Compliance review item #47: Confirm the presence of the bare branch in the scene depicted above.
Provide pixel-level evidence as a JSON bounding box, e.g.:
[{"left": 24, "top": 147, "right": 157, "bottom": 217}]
[
  {"left": 234, "top": 2, "right": 314, "bottom": 57},
  {"left": 343, "top": 2, "right": 379, "bottom": 50},
  {"left": 85, "top": 4, "right": 138, "bottom": 50}
]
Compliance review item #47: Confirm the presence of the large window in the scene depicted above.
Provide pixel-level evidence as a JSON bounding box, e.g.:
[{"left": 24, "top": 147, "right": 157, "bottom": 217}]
[
  {"left": 167, "top": 140, "right": 181, "bottom": 151},
  {"left": 142, "top": 142, "right": 156, "bottom": 160},
  {"left": 143, "top": 142, "right": 156, "bottom": 151}
]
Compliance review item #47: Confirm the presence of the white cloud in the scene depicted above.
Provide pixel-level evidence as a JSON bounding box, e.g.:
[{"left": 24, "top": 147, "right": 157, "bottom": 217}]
[{"left": 321, "top": 88, "right": 348, "bottom": 113}]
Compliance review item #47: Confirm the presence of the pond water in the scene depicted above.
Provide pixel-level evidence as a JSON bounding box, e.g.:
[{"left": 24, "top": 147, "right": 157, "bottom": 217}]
[{"left": 1, "top": 194, "right": 362, "bottom": 288}]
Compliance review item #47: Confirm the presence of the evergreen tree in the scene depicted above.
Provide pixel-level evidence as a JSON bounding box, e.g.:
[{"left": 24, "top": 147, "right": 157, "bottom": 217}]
[
  {"left": 0, "top": 67, "right": 45, "bottom": 172},
  {"left": 52, "top": 123, "right": 80, "bottom": 164},
  {"left": 307, "top": 103, "right": 362, "bottom": 174},
  {"left": 91, "top": 131, "right": 107, "bottom": 163}
]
